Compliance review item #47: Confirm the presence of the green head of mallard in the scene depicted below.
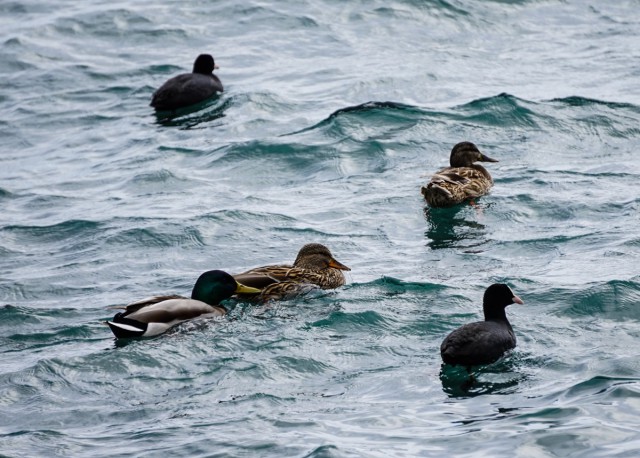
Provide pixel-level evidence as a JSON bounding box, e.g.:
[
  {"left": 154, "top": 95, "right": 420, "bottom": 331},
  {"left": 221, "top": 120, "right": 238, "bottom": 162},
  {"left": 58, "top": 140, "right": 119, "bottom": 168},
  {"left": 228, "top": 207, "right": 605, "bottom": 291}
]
[
  {"left": 450, "top": 142, "right": 499, "bottom": 168},
  {"left": 192, "top": 270, "right": 260, "bottom": 305}
]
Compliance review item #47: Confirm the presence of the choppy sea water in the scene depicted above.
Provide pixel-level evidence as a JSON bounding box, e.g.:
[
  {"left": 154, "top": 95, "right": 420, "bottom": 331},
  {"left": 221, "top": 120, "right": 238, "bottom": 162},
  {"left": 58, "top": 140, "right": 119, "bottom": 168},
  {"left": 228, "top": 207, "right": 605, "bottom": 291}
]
[{"left": 1, "top": 0, "right": 640, "bottom": 456}]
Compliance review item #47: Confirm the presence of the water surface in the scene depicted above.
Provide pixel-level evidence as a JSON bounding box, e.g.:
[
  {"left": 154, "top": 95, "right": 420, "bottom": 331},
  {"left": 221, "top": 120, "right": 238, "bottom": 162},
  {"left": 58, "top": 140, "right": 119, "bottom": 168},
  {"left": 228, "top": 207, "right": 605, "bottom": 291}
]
[{"left": 1, "top": 1, "right": 640, "bottom": 457}]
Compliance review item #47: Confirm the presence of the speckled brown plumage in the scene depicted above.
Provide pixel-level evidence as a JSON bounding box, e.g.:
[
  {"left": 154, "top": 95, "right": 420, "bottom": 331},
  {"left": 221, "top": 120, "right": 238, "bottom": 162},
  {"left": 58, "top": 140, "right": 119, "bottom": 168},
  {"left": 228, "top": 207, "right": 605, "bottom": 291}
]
[
  {"left": 421, "top": 142, "right": 498, "bottom": 207},
  {"left": 233, "top": 243, "right": 350, "bottom": 302}
]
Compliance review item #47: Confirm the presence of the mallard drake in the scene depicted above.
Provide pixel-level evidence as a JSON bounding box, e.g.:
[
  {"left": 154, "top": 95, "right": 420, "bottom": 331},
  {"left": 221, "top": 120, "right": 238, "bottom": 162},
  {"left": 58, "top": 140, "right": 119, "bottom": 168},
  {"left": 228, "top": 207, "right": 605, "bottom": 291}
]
[
  {"left": 440, "top": 283, "right": 524, "bottom": 368},
  {"left": 421, "top": 142, "right": 498, "bottom": 207},
  {"left": 150, "top": 54, "right": 223, "bottom": 111},
  {"left": 105, "top": 270, "right": 259, "bottom": 338},
  {"left": 233, "top": 243, "right": 351, "bottom": 302}
]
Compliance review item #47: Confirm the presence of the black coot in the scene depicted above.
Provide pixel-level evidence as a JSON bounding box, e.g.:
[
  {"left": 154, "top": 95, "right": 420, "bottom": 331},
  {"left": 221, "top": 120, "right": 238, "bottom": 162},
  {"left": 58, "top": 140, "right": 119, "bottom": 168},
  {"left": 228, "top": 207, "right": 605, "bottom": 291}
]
[
  {"left": 150, "top": 54, "right": 223, "bottom": 111},
  {"left": 440, "top": 284, "right": 524, "bottom": 368}
]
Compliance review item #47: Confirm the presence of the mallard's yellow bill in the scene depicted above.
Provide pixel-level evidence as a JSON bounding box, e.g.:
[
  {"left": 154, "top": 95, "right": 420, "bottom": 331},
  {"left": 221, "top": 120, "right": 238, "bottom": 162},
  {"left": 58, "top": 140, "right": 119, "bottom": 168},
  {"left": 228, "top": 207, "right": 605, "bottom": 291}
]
[{"left": 235, "top": 282, "right": 262, "bottom": 294}]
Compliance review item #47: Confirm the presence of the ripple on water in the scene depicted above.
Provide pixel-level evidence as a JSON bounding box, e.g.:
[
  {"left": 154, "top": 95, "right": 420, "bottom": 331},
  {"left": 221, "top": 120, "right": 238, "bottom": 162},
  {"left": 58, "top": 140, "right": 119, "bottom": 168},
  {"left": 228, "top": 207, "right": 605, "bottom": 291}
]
[{"left": 566, "top": 280, "right": 640, "bottom": 320}]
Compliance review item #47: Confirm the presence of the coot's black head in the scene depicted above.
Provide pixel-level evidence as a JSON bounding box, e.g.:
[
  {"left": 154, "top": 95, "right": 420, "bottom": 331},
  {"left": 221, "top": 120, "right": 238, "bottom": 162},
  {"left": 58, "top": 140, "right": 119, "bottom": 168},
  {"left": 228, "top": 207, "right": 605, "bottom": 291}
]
[
  {"left": 449, "top": 141, "right": 498, "bottom": 167},
  {"left": 482, "top": 283, "right": 523, "bottom": 320},
  {"left": 192, "top": 54, "right": 217, "bottom": 75}
]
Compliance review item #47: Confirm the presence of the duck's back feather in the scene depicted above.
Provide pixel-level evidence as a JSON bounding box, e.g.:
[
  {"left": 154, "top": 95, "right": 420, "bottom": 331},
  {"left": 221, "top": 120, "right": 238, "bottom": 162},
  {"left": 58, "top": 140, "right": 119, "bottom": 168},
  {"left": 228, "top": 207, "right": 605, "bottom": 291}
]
[
  {"left": 107, "top": 298, "right": 226, "bottom": 338},
  {"left": 125, "top": 298, "right": 224, "bottom": 323},
  {"left": 422, "top": 166, "right": 493, "bottom": 207},
  {"left": 234, "top": 265, "right": 341, "bottom": 288},
  {"left": 232, "top": 272, "right": 282, "bottom": 289},
  {"left": 259, "top": 281, "right": 320, "bottom": 302},
  {"left": 122, "top": 294, "right": 185, "bottom": 314},
  {"left": 236, "top": 265, "right": 296, "bottom": 280},
  {"left": 233, "top": 265, "right": 339, "bottom": 302}
]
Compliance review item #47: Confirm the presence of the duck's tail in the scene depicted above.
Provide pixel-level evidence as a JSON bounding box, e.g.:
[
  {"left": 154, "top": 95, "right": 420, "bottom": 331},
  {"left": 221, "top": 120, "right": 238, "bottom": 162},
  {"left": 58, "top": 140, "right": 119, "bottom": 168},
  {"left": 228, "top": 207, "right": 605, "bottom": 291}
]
[
  {"left": 106, "top": 313, "right": 148, "bottom": 338},
  {"left": 427, "top": 184, "right": 453, "bottom": 198},
  {"left": 422, "top": 183, "right": 454, "bottom": 207}
]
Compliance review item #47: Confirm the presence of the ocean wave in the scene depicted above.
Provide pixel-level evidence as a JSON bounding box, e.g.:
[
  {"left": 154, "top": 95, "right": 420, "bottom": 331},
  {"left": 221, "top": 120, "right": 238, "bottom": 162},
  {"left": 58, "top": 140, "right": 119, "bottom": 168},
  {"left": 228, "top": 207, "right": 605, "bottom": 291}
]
[
  {"left": 1, "top": 219, "right": 102, "bottom": 245},
  {"left": 0, "top": 304, "right": 43, "bottom": 326},
  {"left": 357, "top": 275, "right": 448, "bottom": 293},
  {"left": 231, "top": 4, "right": 320, "bottom": 29},
  {"left": 45, "top": 8, "right": 163, "bottom": 41},
  {"left": 566, "top": 280, "right": 640, "bottom": 320},
  {"left": 550, "top": 95, "right": 640, "bottom": 112},
  {"left": 212, "top": 139, "right": 332, "bottom": 164},
  {"left": 283, "top": 93, "right": 625, "bottom": 145},
  {"left": 308, "top": 310, "right": 394, "bottom": 334},
  {"left": 104, "top": 224, "right": 205, "bottom": 249},
  {"left": 285, "top": 101, "right": 426, "bottom": 138},
  {"left": 0, "top": 187, "right": 13, "bottom": 199},
  {"left": 453, "top": 93, "right": 542, "bottom": 128}
]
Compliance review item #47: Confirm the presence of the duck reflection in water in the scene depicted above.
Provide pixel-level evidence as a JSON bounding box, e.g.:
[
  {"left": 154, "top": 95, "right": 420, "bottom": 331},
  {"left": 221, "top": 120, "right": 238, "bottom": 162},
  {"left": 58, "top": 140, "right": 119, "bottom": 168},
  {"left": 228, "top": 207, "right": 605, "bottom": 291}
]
[
  {"left": 439, "top": 362, "right": 524, "bottom": 397},
  {"left": 423, "top": 205, "right": 488, "bottom": 251},
  {"left": 154, "top": 97, "right": 231, "bottom": 127}
]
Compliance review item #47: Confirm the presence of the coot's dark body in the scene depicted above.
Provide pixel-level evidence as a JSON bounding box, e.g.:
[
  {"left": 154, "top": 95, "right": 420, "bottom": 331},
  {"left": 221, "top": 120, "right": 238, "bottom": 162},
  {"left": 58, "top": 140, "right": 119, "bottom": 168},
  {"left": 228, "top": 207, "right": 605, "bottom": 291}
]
[
  {"left": 440, "top": 284, "right": 524, "bottom": 367},
  {"left": 151, "top": 54, "right": 223, "bottom": 111}
]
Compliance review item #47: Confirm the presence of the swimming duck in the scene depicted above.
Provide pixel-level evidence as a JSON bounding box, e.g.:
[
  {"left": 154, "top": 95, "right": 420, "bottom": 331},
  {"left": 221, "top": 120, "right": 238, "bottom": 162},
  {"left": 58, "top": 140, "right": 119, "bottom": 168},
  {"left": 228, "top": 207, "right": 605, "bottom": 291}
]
[
  {"left": 150, "top": 54, "right": 223, "bottom": 111},
  {"left": 105, "top": 270, "right": 259, "bottom": 338},
  {"left": 440, "top": 283, "right": 524, "bottom": 368},
  {"left": 421, "top": 142, "right": 498, "bottom": 207},
  {"left": 233, "top": 243, "right": 351, "bottom": 302}
]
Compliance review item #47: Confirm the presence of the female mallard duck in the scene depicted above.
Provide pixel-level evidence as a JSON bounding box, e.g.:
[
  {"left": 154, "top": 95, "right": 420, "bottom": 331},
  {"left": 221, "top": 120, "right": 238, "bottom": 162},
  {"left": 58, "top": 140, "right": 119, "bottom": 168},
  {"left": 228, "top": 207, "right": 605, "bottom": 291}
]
[
  {"left": 106, "top": 270, "right": 259, "bottom": 338},
  {"left": 440, "top": 283, "right": 524, "bottom": 368},
  {"left": 421, "top": 142, "right": 498, "bottom": 207},
  {"left": 233, "top": 243, "right": 351, "bottom": 302},
  {"left": 150, "top": 54, "right": 223, "bottom": 111}
]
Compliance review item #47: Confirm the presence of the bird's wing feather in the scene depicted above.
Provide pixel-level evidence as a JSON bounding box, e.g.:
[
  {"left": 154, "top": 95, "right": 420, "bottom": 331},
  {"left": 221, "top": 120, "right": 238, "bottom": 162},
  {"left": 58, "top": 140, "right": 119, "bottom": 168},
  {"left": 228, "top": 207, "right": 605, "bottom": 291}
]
[
  {"left": 125, "top": 298, "right": 221, "bottom": 323},
  {"left": 232, "top": 273, "right": 282, "bottom": 289},
  {"left": 123, "top": 294, "right": 186, "bottom": 313},
  {"left": 259, "top": 281, "right": 320, "bottom": 302}
]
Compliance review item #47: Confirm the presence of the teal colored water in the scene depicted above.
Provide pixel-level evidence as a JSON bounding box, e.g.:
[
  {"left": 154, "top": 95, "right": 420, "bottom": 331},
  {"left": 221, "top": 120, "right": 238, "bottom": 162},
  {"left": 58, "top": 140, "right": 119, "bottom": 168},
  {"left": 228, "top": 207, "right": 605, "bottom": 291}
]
[{"left": 1, "top": 1, "right": 640, "bottom": 456}]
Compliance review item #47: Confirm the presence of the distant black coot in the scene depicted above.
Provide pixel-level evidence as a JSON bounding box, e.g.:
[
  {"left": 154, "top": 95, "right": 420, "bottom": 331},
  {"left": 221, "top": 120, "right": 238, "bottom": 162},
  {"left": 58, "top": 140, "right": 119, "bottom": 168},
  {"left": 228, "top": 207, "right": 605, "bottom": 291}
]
[
  {"left": 440, "top": 284, "right": 524, "bottom": 368},
  {"left": 150, "top": 54, "right": 223, "bottom": 111}
]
